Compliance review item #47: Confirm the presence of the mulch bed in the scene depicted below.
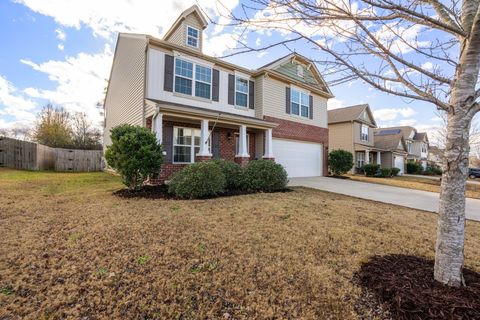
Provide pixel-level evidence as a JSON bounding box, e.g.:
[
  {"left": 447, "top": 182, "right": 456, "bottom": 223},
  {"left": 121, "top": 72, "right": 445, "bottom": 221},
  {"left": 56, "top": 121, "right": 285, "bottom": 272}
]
[
  {"left": 354, "top": 254, "right": 480, "bottom": 320},
  {"left": 113, "top": 184, "right": 293, "bottom": 200}
]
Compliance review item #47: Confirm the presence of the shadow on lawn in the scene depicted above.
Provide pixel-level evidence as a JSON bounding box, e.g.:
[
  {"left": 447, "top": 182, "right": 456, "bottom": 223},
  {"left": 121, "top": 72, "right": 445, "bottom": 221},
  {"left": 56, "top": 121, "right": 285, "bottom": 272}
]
[
  {"left": 113, "top": 185, "right": 293, "bottom": 200},
  {"left": 353, "top": 254, "right": 480, "bottom": 320}
]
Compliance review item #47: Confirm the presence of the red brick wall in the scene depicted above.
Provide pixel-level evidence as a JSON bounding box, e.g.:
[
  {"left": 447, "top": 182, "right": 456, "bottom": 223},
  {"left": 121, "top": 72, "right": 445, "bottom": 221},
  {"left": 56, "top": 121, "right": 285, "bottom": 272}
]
[
  {"left": 157, "top": 120, "right": 256, "bottom": 181},
  {"left": 264, "top": 116, "right": 329, "bottom": 176}
]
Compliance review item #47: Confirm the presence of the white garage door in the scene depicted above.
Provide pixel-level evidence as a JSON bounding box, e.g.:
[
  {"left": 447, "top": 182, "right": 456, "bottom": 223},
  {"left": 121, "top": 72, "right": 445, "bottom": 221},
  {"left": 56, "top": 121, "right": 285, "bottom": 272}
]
[
  {"left": 394, "top": 155, "right": 405, "bottom": 175},
  {"left": 273, "top": 138, "right": 323, "bottom": 177}
]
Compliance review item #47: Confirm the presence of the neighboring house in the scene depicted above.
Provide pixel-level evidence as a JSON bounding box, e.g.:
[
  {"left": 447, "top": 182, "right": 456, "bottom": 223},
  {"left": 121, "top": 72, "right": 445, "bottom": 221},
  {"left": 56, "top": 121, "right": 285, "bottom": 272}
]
[
  {"left": 373, "top": 129, "right": 408, "bottom": 174},
  {"left": 103, "top": 5, "right": 332, "bottom": 180},
  {"left": 384, "top": 126, "right": 429, "bottom": 169},
  {"left": 428, "top": 146, "right": 444, "bottom": 168},
  {"left": 328, "top": 104, "right": 383, "bottom": 172}
]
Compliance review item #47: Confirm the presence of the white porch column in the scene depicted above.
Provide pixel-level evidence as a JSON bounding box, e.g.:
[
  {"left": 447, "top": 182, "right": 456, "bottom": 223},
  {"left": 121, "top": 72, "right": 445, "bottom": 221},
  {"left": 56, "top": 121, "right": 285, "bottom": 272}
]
[
  {"left": 263, "top": 128, "right": 274, "bottom": 159},
  {"left": 197, "top": 119, "right": 212, "bottom": 156},
  {"left": 237, "top": 124, "right": 249, "bottom": 157},
  {"left": 365, "top": 150, "right": 370, "bottom": 163},
  {"left": 377, "top": 151, "right": 381, "bottom": 165},
  {"left": 153, "top": 113, "right": 163, "bottom": 144}
]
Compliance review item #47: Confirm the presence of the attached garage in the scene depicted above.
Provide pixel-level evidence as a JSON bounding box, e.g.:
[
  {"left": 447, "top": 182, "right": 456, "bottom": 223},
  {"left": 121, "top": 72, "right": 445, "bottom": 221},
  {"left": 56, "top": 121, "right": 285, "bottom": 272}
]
[
  {"left": 394, "top": 154, "right": 405, "bottom": 175},
  {"left": 272, "top": 138, "right": 323, "bottom": 177}
]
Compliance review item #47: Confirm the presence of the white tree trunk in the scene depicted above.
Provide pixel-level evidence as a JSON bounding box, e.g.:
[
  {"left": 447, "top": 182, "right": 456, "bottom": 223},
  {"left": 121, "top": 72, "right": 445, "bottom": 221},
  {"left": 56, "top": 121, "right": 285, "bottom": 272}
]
[{"left": 434, "top": 109, "right": 473, "bottom": 286}]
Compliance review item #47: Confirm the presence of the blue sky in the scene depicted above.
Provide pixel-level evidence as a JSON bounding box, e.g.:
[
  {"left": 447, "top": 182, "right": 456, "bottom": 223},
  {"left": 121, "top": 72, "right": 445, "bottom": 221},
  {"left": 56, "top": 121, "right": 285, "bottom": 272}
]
[{"left": 0, "top": 0, "right": 446, "bottom": 141}]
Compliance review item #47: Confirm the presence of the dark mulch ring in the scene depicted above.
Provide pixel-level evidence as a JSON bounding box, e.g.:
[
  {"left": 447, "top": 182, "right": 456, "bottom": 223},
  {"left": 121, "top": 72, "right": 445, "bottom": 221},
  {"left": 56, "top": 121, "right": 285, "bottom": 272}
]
[
  {"left": 354, "top": 254, "right": 480, "bottom": 320},
  {"left": 113, "top": 184, "right": 293, "bottom": 200}
]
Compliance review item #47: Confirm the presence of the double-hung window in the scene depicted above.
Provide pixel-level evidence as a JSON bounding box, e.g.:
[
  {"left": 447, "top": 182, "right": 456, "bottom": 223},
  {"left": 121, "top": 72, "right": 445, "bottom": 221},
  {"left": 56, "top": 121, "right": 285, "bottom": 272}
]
[
  {"left": 174, "top": 58, "right": 212, "bottom": 99},
  {"left": 356, "top": 152, "right": 365, "bottom": 168},
  {"left": 360, "top": 124, "right": 369, "bottom": 141},
  {"left": 173, "top": 127, "right": 210, "bottom": 163},
  {"left": 186, "top": 26, "right": 199, "bottom": 48},
  {"left": 235, "top": 77, "right": 249, "bottom": 107},
  {"left": 290, "top": 88, "right": 309, "bottom": 118}
]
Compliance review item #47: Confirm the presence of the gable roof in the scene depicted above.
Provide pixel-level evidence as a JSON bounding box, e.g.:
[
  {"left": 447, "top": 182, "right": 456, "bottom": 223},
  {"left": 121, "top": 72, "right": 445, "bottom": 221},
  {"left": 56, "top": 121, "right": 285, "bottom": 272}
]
[
  {"left": 383, "top": 126, "right": 428, "bottom": 142},
  {"left": 163, "top": 5, "right": 208, "bottom": 40},
  {"left": 374, "top": 128, "right": 407, "bottom": 152},
  {"left": 328, "top": 104, "right": 377, "bottom": 126},
  {"left": 258, "top": 53, "right": 332, "bottom": 96}
]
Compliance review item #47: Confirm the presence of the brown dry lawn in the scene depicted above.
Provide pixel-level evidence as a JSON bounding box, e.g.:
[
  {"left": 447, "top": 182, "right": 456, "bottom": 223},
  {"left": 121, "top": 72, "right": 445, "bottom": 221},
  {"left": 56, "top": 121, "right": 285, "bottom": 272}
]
[
  {"left": 348, "top": 174, "right": 480, "bottom": 199},
  {"left": 1, "top": 168, "right": 480, "bottom": 319}
]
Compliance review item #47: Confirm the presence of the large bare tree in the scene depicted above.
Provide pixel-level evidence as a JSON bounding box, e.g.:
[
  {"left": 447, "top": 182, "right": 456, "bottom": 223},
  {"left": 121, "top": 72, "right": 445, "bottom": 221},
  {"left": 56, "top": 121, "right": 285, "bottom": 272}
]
[{"left": 217, "top": 0, "right": 480, "bottom": 286}]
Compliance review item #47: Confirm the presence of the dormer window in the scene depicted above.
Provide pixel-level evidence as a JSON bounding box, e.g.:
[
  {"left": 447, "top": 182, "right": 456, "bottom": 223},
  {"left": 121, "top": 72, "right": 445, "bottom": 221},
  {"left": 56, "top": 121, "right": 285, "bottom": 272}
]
[
  {"left": 186, "top": 26, "right": 199, "bottom": 48},
  {"left": 297, "top": 65, "right": 304, "bottom": 78}
]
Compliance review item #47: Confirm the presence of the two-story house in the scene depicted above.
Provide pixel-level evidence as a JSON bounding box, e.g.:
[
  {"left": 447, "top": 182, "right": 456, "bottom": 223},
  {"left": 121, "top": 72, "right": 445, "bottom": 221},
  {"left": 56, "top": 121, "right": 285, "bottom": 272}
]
[
  {"left": 328, "top": 104, "right": 384, "bottom": 172},
  {"left": 383, "top": 126, "right": 429, "bottom": 169},
  {"left": 373, "top": 128, "right": 408, "bottom": 174},
  {"left": 103, "top": 5, "right": 332, "bottom": 180}
]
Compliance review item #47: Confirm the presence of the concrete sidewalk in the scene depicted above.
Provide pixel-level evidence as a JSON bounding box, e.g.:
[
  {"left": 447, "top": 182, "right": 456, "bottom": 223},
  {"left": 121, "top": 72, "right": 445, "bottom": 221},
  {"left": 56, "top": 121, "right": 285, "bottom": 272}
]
[
  {"left": 289, "top": 176, "right": 480, "bottom": 222},
  {"left": 404, "top": 174, "right": 480, "bottom": 186}
]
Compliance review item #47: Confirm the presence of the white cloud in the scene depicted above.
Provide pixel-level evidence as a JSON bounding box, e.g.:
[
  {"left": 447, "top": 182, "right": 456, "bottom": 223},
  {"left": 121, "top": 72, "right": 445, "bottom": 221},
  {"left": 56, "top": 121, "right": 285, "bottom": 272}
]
[
  {"left": 374, "top": 24, "right": 430, "bottom": 54},
  {"left": 256, "top": 51, "right": 268, "bottom": 58},
  {"left": 57, "top": 43, "right": 64, "bottom": 51},
  {"left": 0, "top": 75, "right": 37, "bottom": 128},
  {"left": 55, "top": 28, "right": 66, "bottom": 41},
  {"left": 17, "top": 0, "right": 240, "bottom": 39},
  {"left": 327, "top": 98, "right": 346, "bottom": 110},
  {"left": 399, "top": 118, "right": 417, "bottom": 126},
  {"left": 421, "top": 61, "right": 434, "bottom": 71},
  {"left": 21, "top": 45, "right": 113, "bottom": 126},
  {"left": 255, "top": 37, "right": 261, "bottom": 46},
  {"left": 373, "top": 107, "right": 416, "bottom": 121},
  {"left": 203, "top": 33, "right": 239, "bottom": 57}
]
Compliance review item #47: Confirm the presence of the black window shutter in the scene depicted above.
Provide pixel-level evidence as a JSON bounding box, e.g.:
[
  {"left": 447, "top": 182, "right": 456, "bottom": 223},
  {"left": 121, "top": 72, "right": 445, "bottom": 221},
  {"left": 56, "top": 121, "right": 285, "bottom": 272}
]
[
  {"left": 164, "top": 55, "right": 174, "bottom": 92},
  {"left": 162, "top": 124, "right": 173, "bottom": 163},
  {"left": 285, "top": 87, "right": 291, "bottom": 114},
  {"left": 212, "top": 131, "right": 220, "bottom": 159},
  {"left": 212, "top": 69, "right": 220, "bottom": 102},
  {"left": 248, "top": 81, "right": 255, "bottom": 109},
  {"left": 228, "top": 74, "right": 235, "bottom": 105},
  {"left": 309, "top": 95, "right": 313, "bottom": 119}
]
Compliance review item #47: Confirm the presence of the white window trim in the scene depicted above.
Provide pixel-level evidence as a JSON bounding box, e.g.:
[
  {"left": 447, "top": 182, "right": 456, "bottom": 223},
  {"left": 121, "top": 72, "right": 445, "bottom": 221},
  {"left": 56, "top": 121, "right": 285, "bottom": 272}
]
[
  {"left": 290, "top": 87, "right": 310, "bottom": 119},
  {"left": 186, "top": 25, "right": 199, "bottom": 48},
  {"left": 360, "top": 124, "right": 369, "bottom": 141},
  {"left": 235, "top": 133, "right": 250, "bottom": 154},
  {"left": 174, "top": 57, "right": 212, "bottom": 100},
  {"left": 234, "top": 76, "right": 249, "bottom": 108},
  {"left": 172, "top": 126, "right": 211, "bottom": 164},
  {"left": 356, "top": 152, "right": 365, "bottom": 167}
]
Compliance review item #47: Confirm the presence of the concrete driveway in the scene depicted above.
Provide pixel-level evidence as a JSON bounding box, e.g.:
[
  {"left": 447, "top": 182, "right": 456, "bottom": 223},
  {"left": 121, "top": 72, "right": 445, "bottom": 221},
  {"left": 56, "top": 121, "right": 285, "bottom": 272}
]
[{"left": 289, "top": 176, "right": 480, "bottom": 222}]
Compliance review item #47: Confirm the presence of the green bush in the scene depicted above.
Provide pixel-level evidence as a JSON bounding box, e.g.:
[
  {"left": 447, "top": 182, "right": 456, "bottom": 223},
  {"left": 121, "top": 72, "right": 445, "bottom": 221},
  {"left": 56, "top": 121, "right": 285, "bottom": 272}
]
[
  {"left": 105, "top": 124, "right": 163, "bottom": 190},
  {"left": 329, "top": 149, "right": 354, "bottom": 175},
  {"left": 211, "top": 159, "right": 243, "bottom": 190},
  {"left": 424, "top": 166, "right": 442, "bottom": 176},
  {"left": 391, "top": 167, "right": 401, "bottom": 176},
  {"left": 380, "top": 168, "right": 392, "bottom": 177},
  {"left": 168, "top": 161, "right": 226, "bottom": 199},
  {"left": 362, "top": 163, "right": 381, "bottom": 177},
  {"left": 406, "top": 161, "right": 423, "bottom": 174},
  {"left": 241, "top": 159, "right": 288, "bottom": 192}
]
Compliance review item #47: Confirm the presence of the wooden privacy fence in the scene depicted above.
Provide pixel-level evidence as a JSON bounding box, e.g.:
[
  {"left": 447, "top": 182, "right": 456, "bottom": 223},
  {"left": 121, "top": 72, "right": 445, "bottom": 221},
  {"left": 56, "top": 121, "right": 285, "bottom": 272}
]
[{"left": 0, "top": 137, "right": 103, "bottom": 172}]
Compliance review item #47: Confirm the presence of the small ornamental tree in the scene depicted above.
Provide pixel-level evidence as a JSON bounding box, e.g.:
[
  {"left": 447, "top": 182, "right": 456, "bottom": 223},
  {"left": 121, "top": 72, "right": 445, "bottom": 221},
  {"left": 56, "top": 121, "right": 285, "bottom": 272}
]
[
  {"left": 105, "top": 124, "right": 163, "bottom": 190},
  {"left": 329, "top": 150, "right": 354, "bottom": 175}
]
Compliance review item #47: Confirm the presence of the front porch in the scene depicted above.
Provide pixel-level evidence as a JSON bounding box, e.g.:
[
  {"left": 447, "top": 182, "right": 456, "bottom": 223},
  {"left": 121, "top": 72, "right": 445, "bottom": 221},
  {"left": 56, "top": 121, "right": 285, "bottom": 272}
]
[
  {"left": 145, "top": 100, "right": 277, "bottom": 181},
  {"left": 354, "top": 146, "right": 383, "bottom": 173}
]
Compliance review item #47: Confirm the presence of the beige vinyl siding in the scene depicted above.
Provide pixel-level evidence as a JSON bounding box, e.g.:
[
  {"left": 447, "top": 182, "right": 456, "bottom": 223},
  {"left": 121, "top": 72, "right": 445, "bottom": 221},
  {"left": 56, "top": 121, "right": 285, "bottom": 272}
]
[
  {"left": 353, "top": 121, "right": 375, "bottom": 146},
  {"left": 328, "top": 122, "right": 354, "bottom": 153},
  {"left": 166, "top": 13, "right": 204, "bottom": 52},
  {"left": 254, "top": 75, "right": 264, "bottom": 119},
  {"left": 104, "top": 34, "right": 147, "bottom": 147},
  {"left": 261, "top": 77, "right": 328, "bottom": 128}
]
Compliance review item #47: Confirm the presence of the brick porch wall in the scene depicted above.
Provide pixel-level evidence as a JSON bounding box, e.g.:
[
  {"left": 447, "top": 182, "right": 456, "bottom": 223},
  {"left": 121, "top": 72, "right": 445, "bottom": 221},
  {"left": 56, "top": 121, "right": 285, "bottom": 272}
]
[
  {"left": 156, "top": 121, "right": 256, "bottom": 182},
  {"left": 264, "top": 116, "right": 329, "bottom": 176}
]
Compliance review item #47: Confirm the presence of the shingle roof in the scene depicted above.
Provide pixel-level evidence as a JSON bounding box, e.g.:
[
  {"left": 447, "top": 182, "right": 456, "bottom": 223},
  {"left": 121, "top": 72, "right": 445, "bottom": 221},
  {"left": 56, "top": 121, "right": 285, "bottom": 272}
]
[
  {"left": 374, "top": 128, "right": 406, "bottom": 152},
  {"left": 328, "top": 104, "right": 369, "bottom": 124}
]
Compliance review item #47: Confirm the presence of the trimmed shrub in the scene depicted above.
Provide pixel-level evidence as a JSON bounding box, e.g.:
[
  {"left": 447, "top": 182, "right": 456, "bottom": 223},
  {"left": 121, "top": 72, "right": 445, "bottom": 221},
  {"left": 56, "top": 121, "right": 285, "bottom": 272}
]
[
  {"left": 406, "top": 161, "right": 423, "bottom": 174},
  {"left": 241, "top": 159, "right": 288, "bottom": 192},
  {"left": 105, "top": 124, "right": 163, "bottom": 190},
  {"left": 168, "top": 161, "right": 226, "bottom": 199},
  {"left": 424, "top": 166, "right": 443, "bottom": 176},
  {"left": 329, "top": 149, "right": 354, "bottom": 175},
  {"left": 211, "top": 159, "right": 243, "bottom": 190},
  {"left": 380, "top": 168, "right": 392, "bottom": 178},
  {"left": 362, "top": 163, "right": 381, "bottom": 177},
  {"left": 391, "top": 167, "right": 401, "bottom": 176}
]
